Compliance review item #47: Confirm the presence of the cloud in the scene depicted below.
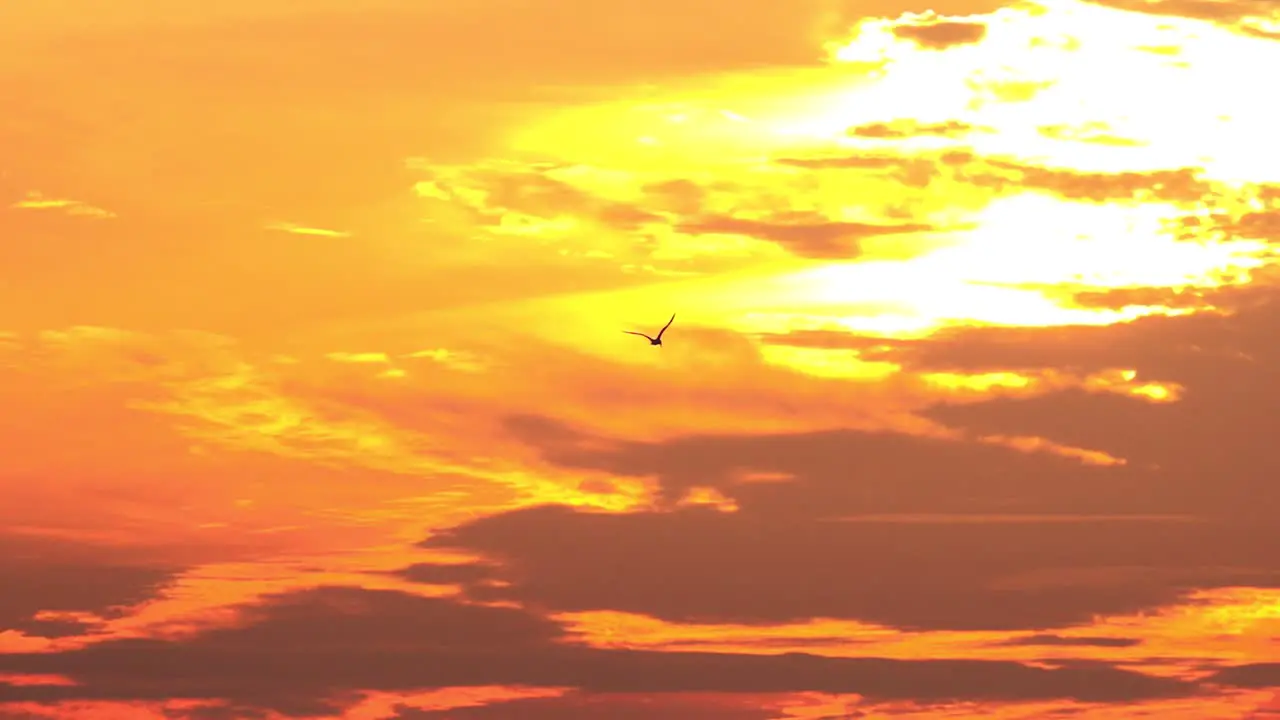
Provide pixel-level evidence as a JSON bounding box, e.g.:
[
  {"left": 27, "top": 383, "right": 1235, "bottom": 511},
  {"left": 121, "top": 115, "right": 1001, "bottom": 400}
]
[
  {"left": 759, "top": 285, "right": 1280, "bottom": 626},
  {"left": 774, "top": 149, "right": 1216, "bottom": 205},
  {"left": 420, "top": 294, "right": 1280, "bottom": 630},
  {"left": 325, "top": 352, "right": 392, "bottom": 364},
  {"left": 1161, "top": 193, "right": 1280, "bottom": 245},
  {"left": 410, "top": 160, "right": 772, "bottom": 275},
  {"left": 402, "top": 349, "right": 489, "bottom": 374},
  {"left": 1068, "top": 286, "right": 1219, "bottom": 311},
  {"left": 0, "top": 326, "right": 551, "bottom": 513},
  {"left": 389, "top": 692, "right": 780, "bottom": 719},
  {"left": 959, "top": 159, "right": 1214, "bottom": 204},
  {"left": 1082, "top": 0, "right": 1280, "bottom": 35},
  {"left": 1233, "top": 209, "right": 1280, "bottom": 241},
  {"left": 848, "top": 119, "right": 979, "bottom": 138},
  {"left": 264, "top": 222, "right": 350, "bottom": 238},
  {"left": 0, "top": 534, "right": 180, "bottom": 640},
  {"left": 0, "top": 586, "right": 1199, "bottom": 715},
  {"left": 675, "top": 215, "right": 936, "bottom": 258},
  {"left": 499, "top": 415, "right": 1146, "bottom": 513},
  {"left": 766, "top": 276, "right": 1280, "bottom": 515},
  {"left": 392, "top": 563, "right": 500, "bottom": 586},
  {"left": 1208, "top": 662, "right": 1280, "bottom": 688},
  {"left": 423, "top": 502, "right": 1275, "bottom": 632},
  {"left": 891, "top": 19, "right": 989, "bottom": 49},
  {"left": 774, "top": 154, "right": 935, "bottom": 171},
  {"left": 410, "top": 155, "right": 961, "bottom": 269},
  {"left": 996, "top": 634, "right": 1144, "bottom": 648},
  {"left": 7, "top": 192, "right": 114, "bottom": 218}
]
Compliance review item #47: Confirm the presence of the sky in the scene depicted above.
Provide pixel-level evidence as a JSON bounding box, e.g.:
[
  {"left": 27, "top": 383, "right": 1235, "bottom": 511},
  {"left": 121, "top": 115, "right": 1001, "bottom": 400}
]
[{"left": 2, "top": 0, "right": 1280, "bottom": 717}]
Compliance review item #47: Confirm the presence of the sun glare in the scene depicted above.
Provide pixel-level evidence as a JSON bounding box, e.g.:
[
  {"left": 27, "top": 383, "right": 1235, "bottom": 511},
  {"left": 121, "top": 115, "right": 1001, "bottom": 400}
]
[{"left": 485, "top": 0, "right": 1280, "bottom": 380}]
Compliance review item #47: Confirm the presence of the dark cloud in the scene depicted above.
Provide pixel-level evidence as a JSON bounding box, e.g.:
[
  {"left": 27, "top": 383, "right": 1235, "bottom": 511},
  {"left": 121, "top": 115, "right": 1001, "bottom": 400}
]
[
  {"left": 892, "top": 21, "right": 988, "bottom": 49},
  {"left": 0, "top": 586, "right": 559, "bottom": 716},
  {"left": 890, "top": 283, "right": 1280, "bottom": 595},
  {"left": 849, "top": 120, "right": 978, "bottom": 138},
  {"left": 967, "top": 160, "right": 1212, "bottom": 203},
  {"left": 161, "top": 703, "right": 272, "bottom": 720},
  {"left": 1169, "top": 201, "right": 1280, "bottom": 244},
  {"left": 510, "top": 403, "right": 1169, "bottom": 503},
  {"left": 641, "top": 179, "right": 709, "bottom": 216},
  {"left": 1068, "top": 286, "right": 1217, "bottom": 311},
  {"left": 772, "top": 149, "right": 1214, "bottom": 204},
  {"left": 773, "top": 153, "right": 944, "bottom": 188},
  {"left": 770, "top": 272, "right": 1280, "bottom": 452},
  {"left": 676, "top": 214, "right": 935, "bottom": 258},
  {"left": 392, "top": 562, "right": 500, "bottom": 586},
  {"left": 1233, "top": 210, "right": 1280, "bottom": 240},
  {"left": 430, "top": 279, "right": 1280, "bottom": 632},
  {"left": 1082, "top": 0, "right": 1280, "bottom": 29},
  {"left": 424, "top": 503, "right": 1273, "bottom": 632},
  {"left": 0, "top": 586, "right": 1200, "bottom": 715},
  {"left": 841, "top": 306, "right": 1262, "bottom": 378},
  {"left": 906, "top": 287, "right": 1280, "bottom": 521},
  {"left": 7, "top": 618, "right": 94, "bottom": 639},
  {"left": 775, "top": 154, "right": 934, "bottom": 171},
  {"left": 923, "top": 151, "right": 1212, "bottom": 202},
  {"left": 389, "top": 692, "right": 778, "bottom": 720},
  {"left": 0, "top": 534, "right": 180, "bottom": 639},
  {"left": 996, "top": 634, "right": 1144, "bottom": 648},
  {"left": 1208, "top": 662, "right": 1280, "bottom": 688},
  {"left": 499, "top": 415, "right": 1154, "bottom": 515}
]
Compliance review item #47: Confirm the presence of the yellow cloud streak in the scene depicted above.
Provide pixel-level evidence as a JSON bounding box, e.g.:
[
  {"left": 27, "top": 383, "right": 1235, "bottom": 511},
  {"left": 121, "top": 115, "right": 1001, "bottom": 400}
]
[
  {"left": 264, "top": 221, "right": 351, "bottom": 237},
  {"left": 8, "top": 327, "right": 653, "bottom": 518},
  {"left": 132, "top": 362, "right": 645, "bottom": 513},
  {"left": 559, "top": 586, "right": 1280, "bottom": 668},
  {"left": 9, "top": 192, "right": 114, "bottom": 217}
]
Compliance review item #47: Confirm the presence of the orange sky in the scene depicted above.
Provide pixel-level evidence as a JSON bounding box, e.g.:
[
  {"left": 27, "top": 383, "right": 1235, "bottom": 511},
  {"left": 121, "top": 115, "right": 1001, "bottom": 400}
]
[{"left": 3, "top": 0, "right": 1280, "bottom": 718}]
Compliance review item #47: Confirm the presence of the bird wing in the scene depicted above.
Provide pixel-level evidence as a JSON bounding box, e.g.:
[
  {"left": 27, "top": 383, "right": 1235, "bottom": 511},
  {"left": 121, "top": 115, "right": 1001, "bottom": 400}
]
[
  {"left": 655, "top": 313, "right": 676, "bottom": 339},
  {"left": 623, "top": 330, "right": 655, "bottom": 341}
]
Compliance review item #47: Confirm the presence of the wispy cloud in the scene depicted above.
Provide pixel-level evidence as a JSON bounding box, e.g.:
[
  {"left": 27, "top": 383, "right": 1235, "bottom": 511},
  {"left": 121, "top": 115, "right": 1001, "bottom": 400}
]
[
  {"left": 403, "top": 348, "right": 488, "bottom": 373},
  {"left": 326, "top": 351, "right": 392, "bottom": 364},
  {"left": 264, "top": 221, "right": 351, "bottom": 237},
  {"left": 8, "top": 192, "right": 114, "bottom": 218}
]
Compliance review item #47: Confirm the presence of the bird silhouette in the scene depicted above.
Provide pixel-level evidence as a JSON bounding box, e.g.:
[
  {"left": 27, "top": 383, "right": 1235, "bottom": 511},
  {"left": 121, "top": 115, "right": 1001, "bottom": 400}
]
[{"left": 624, "top": 313, "right": 675, "bottom": 347}]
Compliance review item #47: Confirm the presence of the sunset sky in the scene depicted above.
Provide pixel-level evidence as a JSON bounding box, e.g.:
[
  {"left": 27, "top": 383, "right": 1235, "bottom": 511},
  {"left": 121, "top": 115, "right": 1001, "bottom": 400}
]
[{"left": 3, "top": 0, "right": 1280, "bottom": 718}]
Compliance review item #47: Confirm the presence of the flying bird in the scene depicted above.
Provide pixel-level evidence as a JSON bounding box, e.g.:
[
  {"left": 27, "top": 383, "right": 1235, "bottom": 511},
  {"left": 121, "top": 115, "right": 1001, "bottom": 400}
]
[{"left": 624, "top": 313, "right": 675, "bottom": 347}]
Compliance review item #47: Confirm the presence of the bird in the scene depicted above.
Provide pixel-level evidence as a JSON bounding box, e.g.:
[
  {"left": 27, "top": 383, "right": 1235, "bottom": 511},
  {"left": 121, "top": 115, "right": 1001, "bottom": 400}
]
[{"left": 624, "top": 313, "right": 675, "bottom": 347}]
